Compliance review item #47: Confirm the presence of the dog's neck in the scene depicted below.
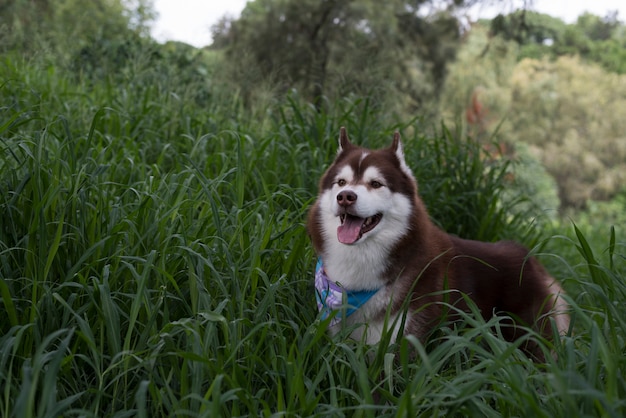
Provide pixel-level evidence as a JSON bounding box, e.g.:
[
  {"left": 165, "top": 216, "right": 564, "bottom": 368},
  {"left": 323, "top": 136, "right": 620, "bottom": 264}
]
[{"left": 319, "top": 226, "right": 396, "bottom": 290}]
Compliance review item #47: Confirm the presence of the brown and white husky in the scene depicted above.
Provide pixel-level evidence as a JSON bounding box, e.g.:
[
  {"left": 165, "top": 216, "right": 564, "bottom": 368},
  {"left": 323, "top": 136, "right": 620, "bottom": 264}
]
[{"left": 307, "top": 127, "right": 569, "bottom": 357}]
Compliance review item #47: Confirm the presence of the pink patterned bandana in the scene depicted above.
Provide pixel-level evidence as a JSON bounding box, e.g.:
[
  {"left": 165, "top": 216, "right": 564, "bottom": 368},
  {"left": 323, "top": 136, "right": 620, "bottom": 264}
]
[{"left": 314, "top": 259, "right": 380, "bottom": 326}]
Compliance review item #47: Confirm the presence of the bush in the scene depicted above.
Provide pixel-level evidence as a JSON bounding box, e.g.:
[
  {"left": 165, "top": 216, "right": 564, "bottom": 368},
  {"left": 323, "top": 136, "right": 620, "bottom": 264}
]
[{"left": 441, "top": 23, "right": 626, "bottom": 209}]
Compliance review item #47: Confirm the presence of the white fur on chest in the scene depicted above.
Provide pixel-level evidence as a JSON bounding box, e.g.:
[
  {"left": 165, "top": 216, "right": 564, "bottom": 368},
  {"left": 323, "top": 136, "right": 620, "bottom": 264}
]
[{"left": 327, "top": 287, "right": 409, "bottom": 345}]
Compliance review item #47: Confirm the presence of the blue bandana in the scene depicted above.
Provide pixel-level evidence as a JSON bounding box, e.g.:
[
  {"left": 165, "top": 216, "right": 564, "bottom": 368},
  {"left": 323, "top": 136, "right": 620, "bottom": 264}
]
[{"left": 314, "top": 258, "right": 380, "bottom": 326}]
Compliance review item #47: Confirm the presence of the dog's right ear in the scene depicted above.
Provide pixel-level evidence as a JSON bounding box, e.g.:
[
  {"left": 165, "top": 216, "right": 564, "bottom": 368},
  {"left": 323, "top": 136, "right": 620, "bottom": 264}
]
[
  {"left": 390, "top": 131, "right": 414, "bottom": 178},
  {"left": 338, "top": 127, "right": 352, "bottom": 153}
]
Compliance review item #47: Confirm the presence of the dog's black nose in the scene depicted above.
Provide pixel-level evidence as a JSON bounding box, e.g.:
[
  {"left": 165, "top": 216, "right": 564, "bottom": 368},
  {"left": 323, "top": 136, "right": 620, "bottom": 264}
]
[{"left": 337, "top": 190, "right": 357, "bottom": 206}]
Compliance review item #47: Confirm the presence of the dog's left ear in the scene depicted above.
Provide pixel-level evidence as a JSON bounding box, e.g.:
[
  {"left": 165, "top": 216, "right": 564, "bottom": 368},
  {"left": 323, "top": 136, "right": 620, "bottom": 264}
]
[
  {"left": 391, "top": 131, "right": 414, "bottom": 178},
  {"left": 338, "top": 126, "right": 353, "bottom": 153}
]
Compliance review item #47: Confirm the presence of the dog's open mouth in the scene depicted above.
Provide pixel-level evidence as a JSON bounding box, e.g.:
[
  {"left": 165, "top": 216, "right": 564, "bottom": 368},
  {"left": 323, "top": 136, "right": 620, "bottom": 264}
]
[{"left": 337, "top": 213, "right": 382, "bottom": 244}]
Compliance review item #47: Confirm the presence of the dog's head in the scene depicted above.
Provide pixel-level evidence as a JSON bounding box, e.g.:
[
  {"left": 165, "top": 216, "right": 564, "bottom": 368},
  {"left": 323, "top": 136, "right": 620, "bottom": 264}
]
[{"left": 313, "top": 127, "right": 417, "bottom": 246}]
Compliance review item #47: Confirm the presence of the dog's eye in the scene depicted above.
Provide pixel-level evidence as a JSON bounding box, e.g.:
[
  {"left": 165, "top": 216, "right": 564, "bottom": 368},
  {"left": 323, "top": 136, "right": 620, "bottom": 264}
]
[
  {"left": 337, "top": 179, "right": 346, "bottom": 187},
  {"left": 370, "top": 180, "right": 383, "bottom": 189}
]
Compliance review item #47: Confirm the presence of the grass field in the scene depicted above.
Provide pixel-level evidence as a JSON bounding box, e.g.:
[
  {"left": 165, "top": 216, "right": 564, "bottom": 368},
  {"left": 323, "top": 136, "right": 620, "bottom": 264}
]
[{"left": 1, "top": 54, "right": 625, "bottom": 417}]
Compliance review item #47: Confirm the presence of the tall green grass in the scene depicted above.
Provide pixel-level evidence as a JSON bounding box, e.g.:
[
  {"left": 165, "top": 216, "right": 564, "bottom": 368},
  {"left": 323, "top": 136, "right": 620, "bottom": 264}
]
[{"left": 1, "top": 53, "right": 625, "bottom": 416}]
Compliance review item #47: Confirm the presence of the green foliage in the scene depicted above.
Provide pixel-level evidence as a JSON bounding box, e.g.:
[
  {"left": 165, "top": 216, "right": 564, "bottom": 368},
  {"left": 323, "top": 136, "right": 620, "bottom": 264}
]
[
  {"left": 402, "top": 125, "right": 540, "bottom": 244},
  {"left": 0, "top": 0, "right": 156, "bottom": 62},
  {"left": 492, "top": 10, "right": 626, "bottom": 74},
  {"left": 1, "top": 11, "right": 626, "bottom": 417},
  {"left": 490, "top": 10, "right": 568, "bottom": 45},
  {"left": 213, "top": 0, "right": 462, "bottom": 115},
  {"left": 551, "top": 11, "right": 626, "bottom": 73},
  {"left": 441, "top": 23, "right": 626, "bottom": 209},
  {"left": 507, "top": 56, "right": 626, "bottom": 207},
  {"left": 440, "top": 24, "right": 518, "bottom": 134},
  {"left": 561, "top": 192, "right": 626, "bottom": 244},
  {"left": 501, "top": 142, "right": 561, "bottom": 221}
]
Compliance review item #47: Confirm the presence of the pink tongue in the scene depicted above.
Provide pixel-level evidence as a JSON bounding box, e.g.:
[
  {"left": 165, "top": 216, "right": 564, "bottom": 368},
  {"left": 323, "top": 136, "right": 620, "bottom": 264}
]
[{"left": 337, "top": 215, "right": 365, "bottom": 244}]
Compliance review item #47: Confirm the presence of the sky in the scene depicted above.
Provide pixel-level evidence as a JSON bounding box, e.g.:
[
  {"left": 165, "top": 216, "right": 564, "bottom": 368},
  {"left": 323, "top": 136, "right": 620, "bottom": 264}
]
[{"left": 151, "top": 0, "right": 626, "bottom": 48}]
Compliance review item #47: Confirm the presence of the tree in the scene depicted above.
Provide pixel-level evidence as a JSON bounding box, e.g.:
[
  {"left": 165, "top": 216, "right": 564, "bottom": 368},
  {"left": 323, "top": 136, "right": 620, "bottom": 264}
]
[
  {"left": 576, "top": 11, "right": 620, "bottom": 41},
  {"left": 490, "top": 10, "right": 626, "bottom": 74},
  {"left": 212, "top": 0, "right": 467, "bottom": 113},
  {"left": 0, "top": 0, "right": 156, "bottom": 57},
  {"left": 507, "top": 56, "right": 626, "bottom": 207},
  {"left": 441, "top": 21, "right": 626, "bottom": 209},
  {"left": 489, "top": 10, "right": 567, "bottom": 45}
]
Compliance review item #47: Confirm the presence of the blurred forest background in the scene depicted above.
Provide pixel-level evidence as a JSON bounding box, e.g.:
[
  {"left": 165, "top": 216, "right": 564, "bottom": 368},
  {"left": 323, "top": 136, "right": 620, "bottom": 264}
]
[
  {"left": 2, "top": 0, "right": 626, "bottom": 220},
  {"left": 4, "top": 2, "right": 626, "bottom": 415}
]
